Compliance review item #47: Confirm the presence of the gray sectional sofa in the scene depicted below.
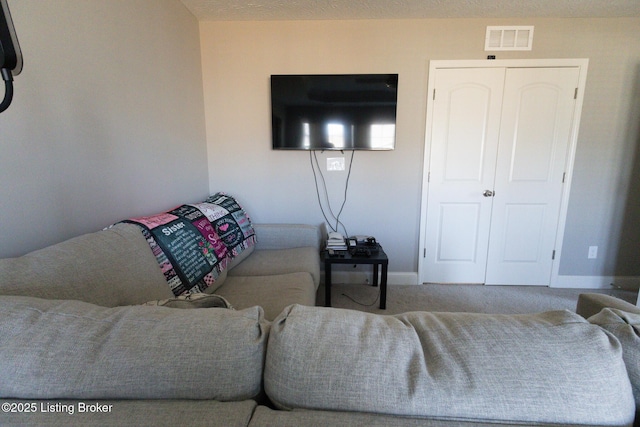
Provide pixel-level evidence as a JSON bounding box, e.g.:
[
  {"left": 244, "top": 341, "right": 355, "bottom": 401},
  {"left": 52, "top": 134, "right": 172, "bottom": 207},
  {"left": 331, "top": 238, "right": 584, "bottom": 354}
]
[
  {"left": 0, "top": 219, "right": 322, "bottom": 322},
  {"left": 0, "top": 197, "right": 638, "bottom": 426}
]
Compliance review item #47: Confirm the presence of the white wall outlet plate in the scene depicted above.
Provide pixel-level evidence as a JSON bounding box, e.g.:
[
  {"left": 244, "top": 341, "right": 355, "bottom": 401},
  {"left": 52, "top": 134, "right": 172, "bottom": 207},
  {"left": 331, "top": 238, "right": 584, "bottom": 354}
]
[{"left": 327, "top": 157, "right": 345, "bottom": 171}]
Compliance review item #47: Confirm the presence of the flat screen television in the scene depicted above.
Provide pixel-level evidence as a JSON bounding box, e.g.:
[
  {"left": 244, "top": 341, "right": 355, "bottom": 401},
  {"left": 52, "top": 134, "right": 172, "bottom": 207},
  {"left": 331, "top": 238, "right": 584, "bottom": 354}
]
[{"left": 271, "top": 74, "right": 398, "bottom": 151}]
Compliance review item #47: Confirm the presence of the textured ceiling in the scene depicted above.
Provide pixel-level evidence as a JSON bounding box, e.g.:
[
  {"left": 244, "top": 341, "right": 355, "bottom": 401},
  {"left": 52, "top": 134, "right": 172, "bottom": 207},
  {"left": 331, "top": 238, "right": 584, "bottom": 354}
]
[{"left": 180, "top": 0, "right": 640, "bottom": 21}]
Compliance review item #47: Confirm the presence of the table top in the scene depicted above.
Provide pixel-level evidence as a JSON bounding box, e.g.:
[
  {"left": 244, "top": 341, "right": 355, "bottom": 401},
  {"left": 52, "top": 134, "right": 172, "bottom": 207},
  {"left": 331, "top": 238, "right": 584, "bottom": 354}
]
[{"left": 321, "top": 244, "right": 388, "bottom": 265}]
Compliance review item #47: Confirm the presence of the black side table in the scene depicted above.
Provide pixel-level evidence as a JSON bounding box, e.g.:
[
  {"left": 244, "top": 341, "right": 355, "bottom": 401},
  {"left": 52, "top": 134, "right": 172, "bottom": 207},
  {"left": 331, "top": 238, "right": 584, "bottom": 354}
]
[{"left": 321, "top": 244, "right": 388, "bottom": 309}]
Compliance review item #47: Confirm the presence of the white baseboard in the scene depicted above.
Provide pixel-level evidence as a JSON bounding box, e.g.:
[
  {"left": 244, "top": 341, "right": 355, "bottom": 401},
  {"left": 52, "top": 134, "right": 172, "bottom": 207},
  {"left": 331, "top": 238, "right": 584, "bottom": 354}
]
[
  {"left": 551, "top": 275, "right": 640, "bottom": 291},
  {"left": 387, "top": 272, "right": 419, "bottom": 285},
  {"left": 322, "top": 271, "right": 639, "bottom": 299}
]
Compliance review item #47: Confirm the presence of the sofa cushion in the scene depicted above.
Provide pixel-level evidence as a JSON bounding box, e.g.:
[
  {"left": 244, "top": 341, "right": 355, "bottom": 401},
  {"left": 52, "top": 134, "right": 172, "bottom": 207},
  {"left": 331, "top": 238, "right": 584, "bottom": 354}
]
[
  {"left": 249, "top": 406, "right": 512, "bottom": 427},
  {"left": 576, "top": 292, "right": 640, "bottom": 319},
  {"left": 0, "top": 399, "right": 257, "bottom": 427},
  {"left": 252, "top": 223, "right": 322, "bottom": 251},
  {"left": 265, "top": 305, "right": 635, "bottom": 426},
  {"left": 228, "top": 247, "right": 321, "bottom": 289},
  {"left": 0, "top": 296, "right": 268, "bottom": 401},
  {"left": 215, "top": 273, "right": 316, "bottom": 321},
  {"left": 0, "top": 223, "right": 172, "bottom": 307},
  {"left": 143, "top": 292, "right": 233, "bottom": 309},
  {"left": 588, "top": 308, "right": 640, "bottom": 407}
]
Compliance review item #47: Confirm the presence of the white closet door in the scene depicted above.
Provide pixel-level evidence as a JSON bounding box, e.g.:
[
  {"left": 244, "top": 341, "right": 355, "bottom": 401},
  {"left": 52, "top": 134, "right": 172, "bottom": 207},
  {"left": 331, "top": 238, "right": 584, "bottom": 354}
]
[
  {"left": 422, "top": 67, "right": 505, "bottom": 283},
  {"left": 485, "top": 67, "right": 580, "bottom": 285},
  {"left": 421, "top": 64, "right": 583, "bottom": 286}
]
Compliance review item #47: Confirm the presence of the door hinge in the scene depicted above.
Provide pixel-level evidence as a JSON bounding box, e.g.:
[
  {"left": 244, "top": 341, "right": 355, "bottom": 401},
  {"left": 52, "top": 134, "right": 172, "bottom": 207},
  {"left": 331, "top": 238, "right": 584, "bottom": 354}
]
[
  {"left": 552, "top": 250, "right": 556, "bottom": 260},
  {"left": 433, "top": 89, "right": 436, "bottom": 100},
  {"left": 562, "top": 172, "right": 566, "bottom": 183},
  {"left": 574, "top": 88, "right": 578, "bottom": 99},
  {"left": 424, "top": 248, "right": 427, "bottom": 257}
]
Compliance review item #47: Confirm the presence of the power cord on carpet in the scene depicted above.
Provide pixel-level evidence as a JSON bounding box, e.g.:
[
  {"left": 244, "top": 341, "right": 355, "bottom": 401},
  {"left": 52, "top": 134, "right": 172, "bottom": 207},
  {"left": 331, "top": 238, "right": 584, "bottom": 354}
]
[{"left": 340, "top": 281, "right": 382, "bottom": 307}]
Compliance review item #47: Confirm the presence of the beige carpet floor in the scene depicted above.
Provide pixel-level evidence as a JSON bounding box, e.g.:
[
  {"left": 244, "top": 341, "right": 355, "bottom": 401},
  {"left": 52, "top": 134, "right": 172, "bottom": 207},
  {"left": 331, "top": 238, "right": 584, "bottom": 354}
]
[{"left": 316, "top": 282, "right": 639, "bottom": 315}]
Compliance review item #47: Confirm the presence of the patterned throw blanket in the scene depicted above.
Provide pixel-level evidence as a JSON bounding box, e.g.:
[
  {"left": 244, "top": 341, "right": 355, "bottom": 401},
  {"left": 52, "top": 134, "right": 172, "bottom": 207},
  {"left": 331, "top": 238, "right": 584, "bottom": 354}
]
[{"left": 124, "top": 193, "right": 256, "bottom": 296}]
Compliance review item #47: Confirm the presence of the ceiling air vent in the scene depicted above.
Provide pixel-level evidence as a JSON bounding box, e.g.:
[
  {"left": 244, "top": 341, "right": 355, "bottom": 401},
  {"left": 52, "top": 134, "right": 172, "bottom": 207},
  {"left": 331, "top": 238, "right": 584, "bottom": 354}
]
[{"left": 485, "top": 26, "right": 534, "bottom": 51}]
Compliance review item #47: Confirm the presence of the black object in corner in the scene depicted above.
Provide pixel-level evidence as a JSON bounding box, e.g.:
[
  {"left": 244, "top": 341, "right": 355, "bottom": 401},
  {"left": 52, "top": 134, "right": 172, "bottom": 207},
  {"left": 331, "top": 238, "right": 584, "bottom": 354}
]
[{"left": 0, "top": 0, "right": 22, "bottom": 113}]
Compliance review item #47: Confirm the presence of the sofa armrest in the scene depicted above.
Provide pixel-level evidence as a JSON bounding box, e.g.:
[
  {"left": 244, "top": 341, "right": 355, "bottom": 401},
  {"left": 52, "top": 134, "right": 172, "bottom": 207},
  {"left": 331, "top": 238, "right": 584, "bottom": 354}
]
[
  {"left": 576, "top": 293, "right": 640, "bottom": 319},
  {"left": 253, "top": 224, "right": 322, "bottom": 251},
  {"left": 588, "top": 307, "right": 640, "bottom": 416}
]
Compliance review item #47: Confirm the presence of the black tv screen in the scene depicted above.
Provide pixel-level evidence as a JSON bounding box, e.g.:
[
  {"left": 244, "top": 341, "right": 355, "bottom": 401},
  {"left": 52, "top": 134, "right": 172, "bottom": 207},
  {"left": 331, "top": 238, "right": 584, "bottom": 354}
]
[{"left": 271, "top": 74, "right": 398, "bottom": 150}]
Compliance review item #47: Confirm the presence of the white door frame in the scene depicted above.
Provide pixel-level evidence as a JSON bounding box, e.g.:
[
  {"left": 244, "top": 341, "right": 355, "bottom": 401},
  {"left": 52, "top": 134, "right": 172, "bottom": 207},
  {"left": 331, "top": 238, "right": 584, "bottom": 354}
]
[{"left": 418, "top": 58, "right": 589, "bottom": 287}]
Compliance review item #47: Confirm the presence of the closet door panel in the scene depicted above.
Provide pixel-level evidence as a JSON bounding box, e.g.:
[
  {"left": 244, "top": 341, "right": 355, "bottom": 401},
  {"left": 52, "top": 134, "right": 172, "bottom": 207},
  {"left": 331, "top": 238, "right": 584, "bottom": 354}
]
[
  {"left": 486, "top": 67, "right": 580, "bottom": 285},
  {"left": 422, "top": 67, "right": 505, "bottom": 283}
]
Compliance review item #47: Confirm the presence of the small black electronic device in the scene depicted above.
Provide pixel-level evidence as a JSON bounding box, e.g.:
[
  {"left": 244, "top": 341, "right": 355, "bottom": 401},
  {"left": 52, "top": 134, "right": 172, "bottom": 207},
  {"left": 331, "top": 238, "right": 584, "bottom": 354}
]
[
  {"left": 0, "top": 0, "right": 22, "bottom": 113},
  {"left": 351, "top": 235, "right": 377, "bottom": 245},
  {"left": 348, "top": 235, "right": 379, "bottom": 257},
  {"left": 351, "top": 246, "right": 372, "bottom": 257}
]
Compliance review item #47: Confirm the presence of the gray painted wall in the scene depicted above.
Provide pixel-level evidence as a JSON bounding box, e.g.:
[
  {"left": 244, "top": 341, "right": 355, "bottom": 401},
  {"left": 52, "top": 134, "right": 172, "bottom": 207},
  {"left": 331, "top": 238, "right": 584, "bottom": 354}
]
[
  {"left": 200, "top": 18, "right": 640, "bottom": 283},
  {"left": 0, "top": 0, "right": 209, "bottom": 258}
]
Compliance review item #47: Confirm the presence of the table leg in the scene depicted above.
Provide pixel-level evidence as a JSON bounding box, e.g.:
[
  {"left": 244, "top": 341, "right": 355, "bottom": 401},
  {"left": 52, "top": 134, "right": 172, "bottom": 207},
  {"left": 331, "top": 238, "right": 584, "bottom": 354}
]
[
  {"left": 380, "top": 262, "right": 388, "bottom": 310},
  {"left": 372, "top": 263, "right": 379, "bottom": 287},
  {"left": 325, "top": 261, "right": 332, "bottom": 307}
]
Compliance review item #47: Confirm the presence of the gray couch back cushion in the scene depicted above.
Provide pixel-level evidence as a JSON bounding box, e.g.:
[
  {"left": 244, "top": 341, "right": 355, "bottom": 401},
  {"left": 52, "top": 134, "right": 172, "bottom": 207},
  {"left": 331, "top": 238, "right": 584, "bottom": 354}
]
[
  {"left": 0, "top": 296, "right": 269, "bottom": 401},
  {"left": 0, "top": 223, "right": 173, "bottom": 306},
  {"left": 265, "top": 305, "right": 635, "bottom": 426}
]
